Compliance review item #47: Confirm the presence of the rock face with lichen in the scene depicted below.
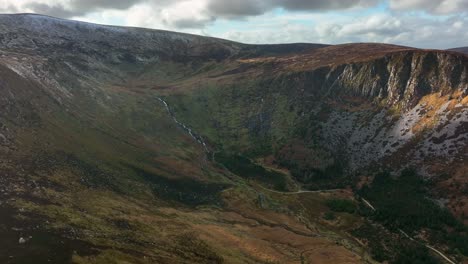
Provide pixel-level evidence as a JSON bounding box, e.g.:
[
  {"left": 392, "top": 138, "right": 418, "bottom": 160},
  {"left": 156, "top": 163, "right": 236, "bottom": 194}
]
[
  {"left": 328, "top": 51, "right": 467, "bottom": 107},
  {"left": 279, "top": 51, "right": 468, "bottom": 172}
]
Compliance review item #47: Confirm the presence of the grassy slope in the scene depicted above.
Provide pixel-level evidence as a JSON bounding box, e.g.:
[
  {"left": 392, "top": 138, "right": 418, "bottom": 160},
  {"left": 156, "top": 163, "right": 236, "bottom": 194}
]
[{"left": 0, "top": 57, "right": 373, "bottom": 263}]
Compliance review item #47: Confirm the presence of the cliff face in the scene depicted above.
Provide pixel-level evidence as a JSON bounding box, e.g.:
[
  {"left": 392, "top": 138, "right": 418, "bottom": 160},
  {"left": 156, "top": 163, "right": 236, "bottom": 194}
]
[
  {"left": 329, "top": 51, "right": 468, "bottom": 107},
  {"left": 293, "top": 51, "right": 468, "bottom": 174},
  {"left": 332, "top": 51, "right": 467, "bottom": 161},
  {"left": 272, "top": 50, "right": 467, "bottom": 173}
]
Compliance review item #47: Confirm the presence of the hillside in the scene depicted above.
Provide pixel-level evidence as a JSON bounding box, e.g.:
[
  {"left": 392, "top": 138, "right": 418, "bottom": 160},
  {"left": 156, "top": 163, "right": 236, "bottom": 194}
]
[
  {"left": 448, "top": 47, "right": 468, "bottom": 55},
  {"left": 0, "top": 14, "right": 467, "bottom": 264}
]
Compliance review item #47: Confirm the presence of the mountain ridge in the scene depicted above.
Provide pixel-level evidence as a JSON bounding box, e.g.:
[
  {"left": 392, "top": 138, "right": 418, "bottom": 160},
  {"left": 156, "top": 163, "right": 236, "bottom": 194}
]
[{"left": 448, "top": 46, "right": 468, "bottom": 55}]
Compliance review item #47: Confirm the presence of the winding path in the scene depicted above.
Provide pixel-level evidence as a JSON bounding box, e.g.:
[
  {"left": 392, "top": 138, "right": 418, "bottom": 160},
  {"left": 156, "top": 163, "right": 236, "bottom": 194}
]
[{"left": 258, "top": 185, "right": 345, "bottom": 195}]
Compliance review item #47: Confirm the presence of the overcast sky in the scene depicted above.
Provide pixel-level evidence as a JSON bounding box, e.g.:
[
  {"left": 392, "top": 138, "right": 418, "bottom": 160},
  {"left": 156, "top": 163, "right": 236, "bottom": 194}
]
[{"left": 1, "top": 0, "right": 467, "bottom": 49}]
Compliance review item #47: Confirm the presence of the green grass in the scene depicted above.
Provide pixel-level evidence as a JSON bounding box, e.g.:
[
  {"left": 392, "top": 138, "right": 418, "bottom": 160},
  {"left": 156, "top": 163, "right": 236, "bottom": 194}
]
[
  {"left": 326, "top": 199, "right": 356, "bottom": 214},
  {"left": 127, "top": 164, "right": 230, "bottom": 206},
  {"left": 215, "top": 153, "right": 289, "bottom": 191},
  {"left": 323, "top": 212, "right": 336, "bottom": 221}
]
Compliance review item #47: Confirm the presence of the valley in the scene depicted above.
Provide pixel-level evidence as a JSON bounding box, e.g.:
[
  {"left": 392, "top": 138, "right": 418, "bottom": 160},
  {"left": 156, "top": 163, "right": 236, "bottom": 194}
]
[{"left": 0, "top": 13, "right": 467, "bottom": 264}]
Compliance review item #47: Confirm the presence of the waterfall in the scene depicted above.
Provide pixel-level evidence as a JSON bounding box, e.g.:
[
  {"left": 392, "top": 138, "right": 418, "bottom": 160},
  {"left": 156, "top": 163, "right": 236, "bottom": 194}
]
[{"left": 156, "top": 97, "right": 209, "bottom": 153}]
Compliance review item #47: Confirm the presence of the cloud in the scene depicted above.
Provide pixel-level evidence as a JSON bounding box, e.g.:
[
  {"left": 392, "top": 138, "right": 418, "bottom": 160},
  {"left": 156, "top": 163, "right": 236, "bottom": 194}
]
[
  {"left": 120, "top": 0, "right": 215, "bottom": 30},
  {"left": 72, "top": 0, "right": 142, "bottom": 11},
  {"left": 11, "top": 0, "right": 212, "bottom": 29},
  {"left": 19, "top": 0, "right": 380, "bottom": 27},
  {"left": 390, "top": 0, "right": 468, "bottom": 14},
  {"left": 207, "top": 0, "right": 267, "bottom": 17},
  {"left": 206, "top": 0, "right": 379, "bottom": 18},
  {"left": 0, "top": 0, "right": 18, "bottom": 12},
  {"left": 22, "top": 0, "right": 145, "bottom": 18},
  {"left": 26, "top": 2, "right": 83, "bottom": 17},
  {"left": 219, "top": 12, "right": 468, "bottom": 49},
  {"left": 337, "top": 14, "right": 402, "bottom": 37},
  {"left": 272, "top": 0, "right": 379, "bottom": 11},
  {"left": 172, "top": 17, "right": 215, "bottom": 29}
]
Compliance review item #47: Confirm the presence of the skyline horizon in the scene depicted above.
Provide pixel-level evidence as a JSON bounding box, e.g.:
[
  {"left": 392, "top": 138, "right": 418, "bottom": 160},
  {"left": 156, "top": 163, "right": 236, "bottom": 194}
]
[
  {"left": 1, "top": 12, "right": 466, "bottom": 51},
  {"left": 0, "top": 0, "right": 467, "bottom": 50}
]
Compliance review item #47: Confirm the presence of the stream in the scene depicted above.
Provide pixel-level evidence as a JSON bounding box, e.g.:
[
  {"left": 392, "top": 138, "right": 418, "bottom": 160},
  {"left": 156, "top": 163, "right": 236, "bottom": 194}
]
[{"left": 156, "top": 97, "right": 209, "bottom": 153}]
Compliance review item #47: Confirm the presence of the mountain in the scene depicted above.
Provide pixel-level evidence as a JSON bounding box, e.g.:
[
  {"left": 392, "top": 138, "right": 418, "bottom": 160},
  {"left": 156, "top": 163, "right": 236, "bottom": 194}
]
[
  {"left": 0, "top": 14, "right": 467, "bottom": 263},
  {"left": 448, "top": 47, "right": 468, "bottom": 55}
]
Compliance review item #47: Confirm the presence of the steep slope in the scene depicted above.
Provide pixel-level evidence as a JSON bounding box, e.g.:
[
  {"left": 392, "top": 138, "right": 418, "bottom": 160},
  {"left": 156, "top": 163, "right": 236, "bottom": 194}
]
[{"left": 0, "top": 14, "right": 467, "bottom": 264}]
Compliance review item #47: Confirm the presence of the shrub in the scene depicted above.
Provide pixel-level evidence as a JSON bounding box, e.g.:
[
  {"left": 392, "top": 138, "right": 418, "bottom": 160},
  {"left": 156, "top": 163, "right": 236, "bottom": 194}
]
[{"left": 326, "top": 199, "right": 356, "bottom": 213}]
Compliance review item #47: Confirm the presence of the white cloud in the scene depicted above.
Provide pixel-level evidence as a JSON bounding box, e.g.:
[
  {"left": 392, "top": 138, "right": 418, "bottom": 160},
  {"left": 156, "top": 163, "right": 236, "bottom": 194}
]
[
  {"left": 217, "top": 12, "right": 468, "bottom": 49},
  {"left": 390, "top": 0, "right": 468, "bottom": 14},
  {"left": 0, "top": 0, "right": 381, "bottom": 28}
]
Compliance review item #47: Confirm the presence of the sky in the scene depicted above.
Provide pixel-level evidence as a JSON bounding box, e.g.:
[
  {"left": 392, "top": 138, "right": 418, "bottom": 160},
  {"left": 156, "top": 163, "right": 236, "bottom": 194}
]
[{"left": 0, "top": 0, "right": 467, "bottom": 49}]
